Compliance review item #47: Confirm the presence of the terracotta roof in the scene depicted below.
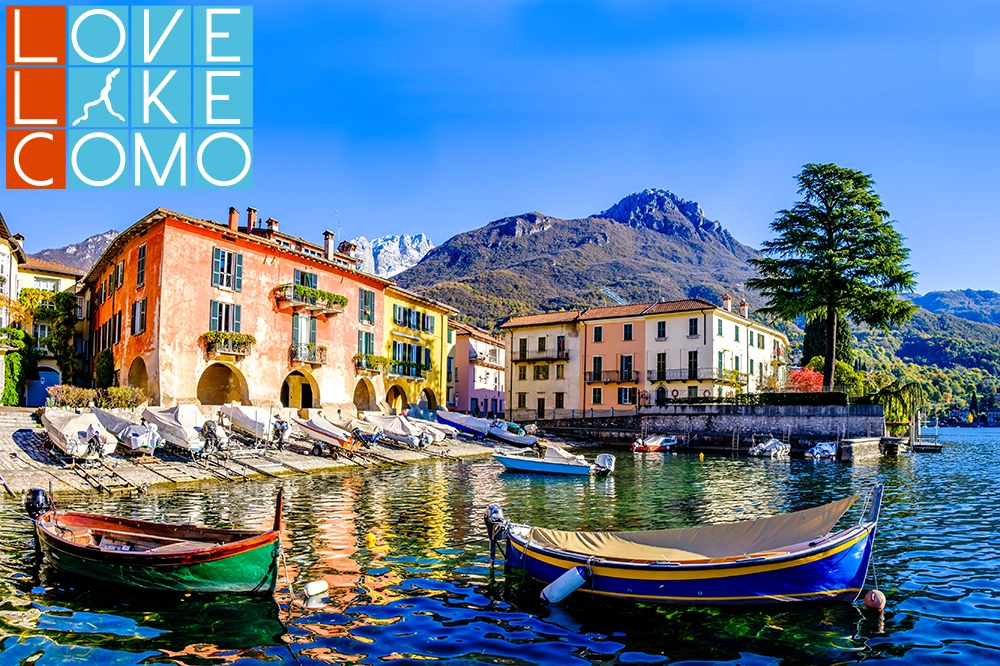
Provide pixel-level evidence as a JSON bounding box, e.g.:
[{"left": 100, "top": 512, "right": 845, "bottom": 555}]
[
  {"left": 643, "top": 298, "right": 717, "bottom": 315},
  {"left": 451, "top": 319, "right": 503, "bottom": 343},
  {"left": 22, "top": 256, "right": 84, "bottom": 277},
  {"left": 579, "top": 303, "right": 654, "bottom": 320},
  {"left": 500, "top": 310, "right": 581, "bottom": 328}
]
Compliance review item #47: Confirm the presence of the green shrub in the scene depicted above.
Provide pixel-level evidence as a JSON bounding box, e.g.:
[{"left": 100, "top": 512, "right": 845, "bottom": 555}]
[
  {"left": 0, "top": 327, "right": 37, "bottom": 406},
  {"left": 47, "top": 384, "right": 147, "bottom": 409},
  {"left": 95, "top": 349, "right": 114, "bottom": 389}
]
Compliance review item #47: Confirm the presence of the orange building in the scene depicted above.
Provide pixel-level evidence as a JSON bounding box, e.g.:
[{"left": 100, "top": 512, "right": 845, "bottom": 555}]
[{"left": 82, "top": 207, "right": 391, "bottom": 415}]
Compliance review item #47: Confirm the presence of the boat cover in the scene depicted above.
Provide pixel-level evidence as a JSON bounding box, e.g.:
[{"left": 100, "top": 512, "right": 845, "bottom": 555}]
[
  {"left": 296, "top": 415, "right": 352, "bottom": 442},
  {"left": 220, "top": 404, "right": 283, "bottom": 438},
  {"left": 436, "top": 410, "right": 490, "bottom": 435},
  {"left": 344, "top": 419, "right": 381, "bottom": 436},
  {"left": 42, "top": 409, "right": 116, "bottom": 450},
  {"left": 364, "top": 414, "right": 422, "bottom": 440},
  {"left": 525, "top": 495, "right": 858, "bottom": 562},
  {"left": 543, "top": 446, "right": 586, "bottom": 464},
  {"left": 94, "top": 408, "right": 160, "bottom": 451}
]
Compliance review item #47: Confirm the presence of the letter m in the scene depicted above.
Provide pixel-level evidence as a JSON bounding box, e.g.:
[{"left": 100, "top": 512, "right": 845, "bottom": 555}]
[{"left": 134, "top": 132, "right": 187, "bottom": 186}]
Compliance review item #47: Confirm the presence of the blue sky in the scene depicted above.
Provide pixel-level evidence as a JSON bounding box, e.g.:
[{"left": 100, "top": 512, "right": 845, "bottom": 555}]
[{"left": 3, "top": 0, "right": 999, "bottom": 293}]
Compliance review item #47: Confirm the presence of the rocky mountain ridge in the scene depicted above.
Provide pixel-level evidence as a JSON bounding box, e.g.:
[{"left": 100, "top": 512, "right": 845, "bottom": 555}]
[
  {"left": 347, "top": 233, "right": 434, "bottom": 278},
  {"left": 31, "top": 230, "right": 118, "bottom": 272}
]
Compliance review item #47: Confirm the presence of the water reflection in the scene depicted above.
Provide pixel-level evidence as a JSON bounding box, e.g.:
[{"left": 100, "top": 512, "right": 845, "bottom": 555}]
[{"left": 1, "top": 429, "right": 999, "bottom": 663}]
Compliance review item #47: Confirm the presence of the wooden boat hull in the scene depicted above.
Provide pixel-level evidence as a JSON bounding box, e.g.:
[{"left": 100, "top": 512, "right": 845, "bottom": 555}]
[
  {"left": 505, "top": 522, "right": 877, "bottom": 605},
  {"left": 494, "top": 453, "right": 593, "bottom": 476}
]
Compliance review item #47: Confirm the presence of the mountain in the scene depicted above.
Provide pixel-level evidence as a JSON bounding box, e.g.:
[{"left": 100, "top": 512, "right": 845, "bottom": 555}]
[
  {"left": 348, "top": 234, "right": 434, "bottom": 278},
  {"left": 396, "top": 189, "right": 758, "bottom": 328},
  {"left": 32, "top": 230, "right": 118, "bottom": 272},
  {"left": 910, "top": 290, "right": 1000, "bottom": 328}
]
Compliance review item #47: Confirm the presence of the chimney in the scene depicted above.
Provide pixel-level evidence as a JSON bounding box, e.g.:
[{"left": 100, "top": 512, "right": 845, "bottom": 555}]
[
  {"left": 739, "top": 299, "right": 749, "bottom": 318},
  {"left": 338, "top": 240, "right": 357, "bottom": 256},
  {"left": 722, "top": 293, "right": 732, "bottom": 312},
  {"left": 227, "top": 206, "right": 239, "bottom": 231},
  {"left": 265, "top": 217, "right": 279, "bottom": 233},
  {"left": 11, "top": 233, "right": 24, "bottom": 243},
  {"left": 323, "top": 230, "right": 335, "bottom": 259},
  {"left": 246, "top": 206, "right": 258, "bottom": 229}
]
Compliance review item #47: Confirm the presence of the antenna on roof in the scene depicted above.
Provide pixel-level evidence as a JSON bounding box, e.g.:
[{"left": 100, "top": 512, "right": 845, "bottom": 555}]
[{"left": 601, "top": 287, "right": 629, "bottom": 306}]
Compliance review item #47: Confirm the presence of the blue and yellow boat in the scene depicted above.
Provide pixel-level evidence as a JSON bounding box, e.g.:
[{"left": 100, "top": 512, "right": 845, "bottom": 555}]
[{"left": 486, "top": 485, "right": 883, "bottom": 605}]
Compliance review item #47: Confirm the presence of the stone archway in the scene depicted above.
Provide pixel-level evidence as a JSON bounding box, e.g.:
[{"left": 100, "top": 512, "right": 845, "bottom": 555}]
[
  {"left": 418, "top": 388, "right": 437, "bottom": 410},
  {"left": 281, "top": 370, "right": 320, "bottom": 410},
  {"left": 197, "top": 362, "right": 250, "bottom": 405},
  {"left": 128, "top": 357, "right": 148, "bottom": 393},
  {"left": 353, "top": 378, "right": 376, "bottom": 412},
  {"left": 386, "top": 384, "right": 408, "bottom": 415}
]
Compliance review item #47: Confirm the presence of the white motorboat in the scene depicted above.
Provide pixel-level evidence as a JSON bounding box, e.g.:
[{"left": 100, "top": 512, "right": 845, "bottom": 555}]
[
  {"left": 218, "top": 404, "right": 290, "bottom": 448},
  {"left": 142, "top": 405, "right": 227, "bottom": 454},
  {"left": 748, "top": 436, "right": 790, "bottom": 458},
  {"left": 292, "top": 415, "right": 355, "bottom": 456},
  {"left": 40, "top": 409, "right": 117, "bottom": 458},
  {"left": 805, "top": 441, "right": 838, "bottom": 460},
  {"left": 487, "top": 419, "right": 537, "bottom": 447},
  {"left": 493, "top": 446, "right": 615, "bottom": 476},
  {"left": 363, "top": 413, "right": 429, "bottom": 447},
  {"left": 404, "top": 417, "right": 448, "bottom": 443},
  {"left": 93, "top": 408, "right": 162, "bottom": 454}
]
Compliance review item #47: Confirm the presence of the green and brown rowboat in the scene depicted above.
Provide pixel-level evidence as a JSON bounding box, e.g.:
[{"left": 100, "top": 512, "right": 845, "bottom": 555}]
[{"left": 29, "top": 490, "right": 283, "bottom": 594}]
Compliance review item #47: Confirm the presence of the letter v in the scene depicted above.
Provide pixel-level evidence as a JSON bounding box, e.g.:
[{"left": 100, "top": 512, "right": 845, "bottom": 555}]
[{"left": 144, "top": 8, "right": 183, "bottom": 62}]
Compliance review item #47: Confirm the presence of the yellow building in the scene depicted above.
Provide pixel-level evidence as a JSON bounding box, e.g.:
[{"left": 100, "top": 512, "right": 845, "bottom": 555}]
[{"left": 382, "top": 285, "right": 455, "bottom": 414}]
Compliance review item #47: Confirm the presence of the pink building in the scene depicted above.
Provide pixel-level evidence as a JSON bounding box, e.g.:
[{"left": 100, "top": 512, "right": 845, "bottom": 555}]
[{"left": 452, "top": 321, "right": 506, "bottom": 417}]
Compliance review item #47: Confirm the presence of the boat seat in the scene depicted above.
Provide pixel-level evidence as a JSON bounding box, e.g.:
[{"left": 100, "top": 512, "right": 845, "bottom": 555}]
[{"left": 150, "top": 540, "right": 216, "bottom": 553}]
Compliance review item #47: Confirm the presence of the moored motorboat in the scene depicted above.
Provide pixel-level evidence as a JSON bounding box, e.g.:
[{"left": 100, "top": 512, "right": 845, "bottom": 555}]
[
  {"left": 24, "top": 488, "right": 283, "bottom": 593},
  {"left": 362, "top": 413, "right": 426, "bottom": 446},
  {"left": 219, "top": 404, "right": 290, "bottom": 448},
  {"left": 748, "top": 436, "right": 790, "bottom": 458},
  {"left": 493, "top": 446, "right": 615, "bottom": 476},
  {"left": 435, "top": 410, "right": 490, "bottom": 437},
  {"left": 486, "top": 485, "right": 884, "bottom": 605},
  {"left": 292, "top": 415, "right": 357, "bottom": 456},
  {"left": 805, "top": 441, "right": 838, "bottom": 460},
  {"left": 488, "top": 419, "right": 537, "bottom": 447},
  {"left": 142, "top": 405, "right": 227, "bottom": 454},
  {"left": 94, "top": 408, "right": 162, "bottom": 454},
  {"left": 40, "top": 409, "right": 117, "bottom": 459},
  {"left": 632, "top": 435, "right": 679, "bottom": 453}
]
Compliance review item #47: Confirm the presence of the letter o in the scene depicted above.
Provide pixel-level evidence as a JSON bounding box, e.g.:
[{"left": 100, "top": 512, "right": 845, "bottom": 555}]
[
  {"left": 13, "top": 132, "right": 54, "bottom": 187},
  {"left": 196, "top": 132, "right": 251, "bottom": 187},
  {"left": 71, "top": 132, "right": 126, "bottom": 187},
  {"left": 71, "top": 9, "right": 126, "bottom": 63}
]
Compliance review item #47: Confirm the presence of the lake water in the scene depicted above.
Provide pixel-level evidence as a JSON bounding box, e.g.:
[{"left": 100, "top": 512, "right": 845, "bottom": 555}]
[{"left": 1, "top": 428, "right": 998, "bottom": 664}]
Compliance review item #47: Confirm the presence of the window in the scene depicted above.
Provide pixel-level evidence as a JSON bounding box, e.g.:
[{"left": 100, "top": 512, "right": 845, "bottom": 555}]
[
  {"left": 620, "top": 354, "right": 633, "bottom": 380},
  {"left": 537, "top": 336, "right": 546, "bottom": 352},
  {"left": 422, "top": 312, "right": 436, "bottom": 333},
  {"left": 130, "top": 298, "right": 147, "bottom": 335},
  {"left": 448, "top": 328, "right": 454, "bottom": 344},
  {"left": 211, "top": 247, "right": 243, "bottom": 291},
  {"left": 592, "top": 356, "right": 603, "bottom": 376},
  {"left": 758, "top": 333, "right": 766, "bottom": 350},
  {"left": 749, "top": 359, "right": 755, "bottom": 375},
  {"left": 688, "top": 317, "right": 698, "bottom": 336},
  {"left": 592, "top": 387, "right": 603, "bottom": 405},
  {"left": 294, "top": 269, "right": 318, "bottom": 288},
  {"left": 359, "top": 288, "right": 375, "bottom": 324},
  {"left": 557, "top": 335, "right": 566, "bottom": 353},
  {"left": 517, "top": 393, "right": 527, "bottom": 409},
  {"left": 593, "top": 325, "right": 603, "bottom": 343},
  {"left": 656, "top": 321, "right": 666, "bottom": 340},
  {"left": 533, "top": 365, "right": 549, "bottom": 380},
  {"left": 617, "top": 387, "right": 637, "bottom": 405},
  {"left": 518, "top": 338, "right": 527, "bottom": 357},
  {"left": 688, "top": 351, "right": 698, "bottom": 380},
  {"left": 33, "top": 277, "right": 58, "bottom": 291},
  {"left": 33, "top": 322, "right": 49, "bottom": 343},
  {"left": 735, "top": 326, "right": 740, "bottom": 342},
  {"left": 556, "top": 364, "right": 565, "bottom": 379},
  {"left": 623, "top": 323, "right": 633, "bottom": 341},
  {"left": 537, "top": 397, "right": 546, "bottom": 415},
  {"left": 136, "top": 244, "right": 146, "bottom": 287},
  {"left": 210, "top": 300, "right": 242, "bottom": 332},
  {"left": 116, "top": 261, "right": 124, "bottom": 288},
  {"left": 113, "top": 310, "right": 122, "bottom": 344},
  {"left": 518, "top": 365, "right": 527, "bottom": 381},
  {"left": 688, "top": 386, "right": 698, "bottom": 398},
  {"left": 734, "top": 356, "right": 740, "bottom": 373},
  {"left": 555, "top": 392, "right": 565, "bottom": 409},
  {"left": 357, "top": 330, "right": 375, "bottom": 355},
  {"left": 717, "top": 319, "right": 723, "bottom": 336},
  {"left": 718, "top": 351, "right": 724, "bottom": 370}
]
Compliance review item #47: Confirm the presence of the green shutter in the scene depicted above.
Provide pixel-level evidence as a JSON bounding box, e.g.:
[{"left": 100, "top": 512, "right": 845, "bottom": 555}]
[
  {"left": 429, "top": 315, "right": 435, "bottom": 334},
  {"left": 233, "top": 304, "right": 242, "bottom": 332},
  {"left": 309, "top": 317, "right": 317, "bottom": 344},
  {"left": 234, "top": 253, "right": 243, "bottom": 291},
  {"left": 292, "top": 314, "right": 300, "bottom": 345},
  {"left": 359, "top": 288, "right": 365, "bottom": 321},
  {"left": 140, "top": 299, "right": 147, "bottom": 332},
  {"left": 424, "top": 347, "right": 431, "bottom": 368},
  {"left": 358, "top": 330, "right": 364, "bottom": 355},
  {"left": 210, "top": 300, "right": 219, "bottom": 331},
  {"left": 309, "top": 272, "right": 317, "bottom": 289},
  {"left": 212, "top": 248, "right": 222, "bottom": 286}
]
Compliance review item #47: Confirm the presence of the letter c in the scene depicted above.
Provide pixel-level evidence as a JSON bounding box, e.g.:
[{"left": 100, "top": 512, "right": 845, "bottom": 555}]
[{"left": 13, "top": 132, "right": 54, "bottom": 187}]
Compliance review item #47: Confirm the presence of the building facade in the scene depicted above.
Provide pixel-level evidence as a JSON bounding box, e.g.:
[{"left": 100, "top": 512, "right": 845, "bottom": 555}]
[
  {"left": 452, "top": 321, "right": 506, "bottom": 416},
  {"left": 501, "top": 311, "right": 582, "bottom": 419}
]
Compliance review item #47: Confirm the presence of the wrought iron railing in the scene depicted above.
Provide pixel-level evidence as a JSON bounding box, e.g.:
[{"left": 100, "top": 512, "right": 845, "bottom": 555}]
[{"left": 289, "top": 343, "right": 327, "bottom": 365}]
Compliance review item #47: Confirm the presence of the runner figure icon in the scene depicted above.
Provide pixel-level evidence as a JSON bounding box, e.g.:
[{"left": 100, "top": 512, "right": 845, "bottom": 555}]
[{"left": 72, "top": 68, "right": 126, "bottom": 126}]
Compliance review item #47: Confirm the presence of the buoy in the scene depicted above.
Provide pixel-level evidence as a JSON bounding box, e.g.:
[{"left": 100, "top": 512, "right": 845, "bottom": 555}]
[
  {"left": 304, "top": 594, "right": 326, "bottom": 609},
  {"left": 699, "top": 452, "right": 704, "bottom": 461},
  {"left": 864, "top": 589, "right": 886, "bottom": 610},
  {"left": 303, "top": 579, "right": 329, "bottom": 598},
  {"left": 540, "top": 566, "right": 588, "bottom": 604},
  {"left": 365, "top": 533, "right": 377, "bottom": 548}
]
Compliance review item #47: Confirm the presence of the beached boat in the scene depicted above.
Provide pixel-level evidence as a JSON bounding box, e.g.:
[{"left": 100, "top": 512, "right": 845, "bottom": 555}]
[
  {"left": 486, "top": 485, "right": 884, "bottom": 605},
  {"left": 488, "top": 420, "right": 537, "bottom": 447},
  {"left": 142, "top": 405, "right": 228, "bottom": 455},
  {"left": 632, "top": 435, "right": 679, "bottom": 453},
  {"left": 436, "top": 410, "right": 490, "bottom": 437},
  {"left": 409, "top": 415, "right": 460, "bottom": 438},
  {"left": 494, "top": 446, "right": 615, "bottom": 476},
  {"left": 292, "top": 415, "right": 356, "bottom": 456},
  {"left": 40, "top": 409, "right": 117, "bottom": 459},
  {"left": 219, "top": 404, "right": 290, "bottom": 448},
  {"left": 404, "top": 417, "right": 448, "bottom": 443},
  {"left": 805, "top": 441, "right": 838, "bottom": 460},
  {"left": 24, "top": 488, "right": 282, "bottom": 593},
  {"left": 93, "top": 408, "right": 162, "bottom": 454},
  {"left": 363, "top": 413, "right": 426, "bottom": 446},
  {"left": 748, "top": 436, "right": 790, "bottom": 458}
]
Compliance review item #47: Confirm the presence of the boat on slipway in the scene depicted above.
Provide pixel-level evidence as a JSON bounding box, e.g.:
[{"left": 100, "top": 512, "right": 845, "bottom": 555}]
[
  {"left": 93, "top": 408, "right": 162, "bottom": 455},
  {"left": 493, "top": 446, "right": 615, "bottom": 476},
  {"left": 488, "top": 420, "right": 537, "bottom": 447},
  {"left": 25, "top": 488, "right": 283, "bottom": 593},
  {"left": 142, "top": 405, "right": 228, "bottom": 455},
  {"left": 219, "top": 404, "right": 290, "bottom": 448},
  {"left": 363, "top": 413, "right": 426, "bottom": 447},
  {"left": 292, "top": 415, "right": 356, "bottom": 456},
  {"left": 485, "top": 485, "right": 884, "bottom": 605},
  {"left": 632, "top": 435, "right": 679, "bottom": 453},
  {"left": 40, "top": 409, "right": 117, "bottom": 459},
  {"left": 436, "top": 410, "right": 490, "bottom": 437}
]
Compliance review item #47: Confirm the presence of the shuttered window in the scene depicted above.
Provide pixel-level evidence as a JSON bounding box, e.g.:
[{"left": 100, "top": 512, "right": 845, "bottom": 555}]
[
  {"left": 130, "top": 298, "right": 147, "bottom": 335},
  {"left": 210, "top": 300, "right": 241, "bottom": 332},
  {"left": 294, "top": 269, "right": 318, "bottom": 288},
  {"left": 136, "top": 244, "right": 146, "bottom": 287},
  {"left": 359, "top": 288, "right": 375, "bottom": 324},
  {"left": 358, "top": 331, "right": 374, "bottom": 355},
  {"left": 211, "top": 247, "right": 243, "bottom": 291}
]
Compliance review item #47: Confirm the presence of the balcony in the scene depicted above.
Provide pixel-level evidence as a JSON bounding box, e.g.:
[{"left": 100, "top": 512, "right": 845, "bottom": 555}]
[
  {"left": 469, "top": 351, "right": 502, "bottom": 366},
  {"left": 388, "top": 363, "right": 427, "bottom": 381},
  {"left": 289, "top": 343, "right": 327, "bottom": 366},
  {"left": 512, "top": 349, "right": 570, "bottom": 363},
  {"left": 646, "top": 367, "right": 749, "bottom": 384},
  {"left": 204, "top": 332, "right": 254, "bottom": 358},
  {"left": 585, "top": 370, "right": 639, "bottom": 383},
  {"left": 275, "top": 284, "right": 346, "bottom": 319},
  {"left": 354, "top": 355, "right": 386, "bottom": 375}
]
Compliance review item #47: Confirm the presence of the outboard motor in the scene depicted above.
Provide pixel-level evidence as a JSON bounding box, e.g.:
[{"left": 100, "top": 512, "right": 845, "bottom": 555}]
[
  {"left": 273, "top": 420, "right": 290, "bottom": 449},
  {"left": 24, "top": 488, "right": 51, "bottom": 521},
  {"left": 595, "top": 453, "right": 616, "bottom": 475},
  {"left": 483, "top": 505, "right": 507, "bottom": 567},
  {"left": 85, "top": 424, "right": 105, "bottom": 458},
  {"left": 201, "top": 419, "right": 221, "bottom": 455}
]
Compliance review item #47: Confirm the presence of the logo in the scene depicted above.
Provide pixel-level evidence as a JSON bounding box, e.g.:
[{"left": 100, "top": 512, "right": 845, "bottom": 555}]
[{"left": 6, "top": 5, "right": 253, "bottom": 189}]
